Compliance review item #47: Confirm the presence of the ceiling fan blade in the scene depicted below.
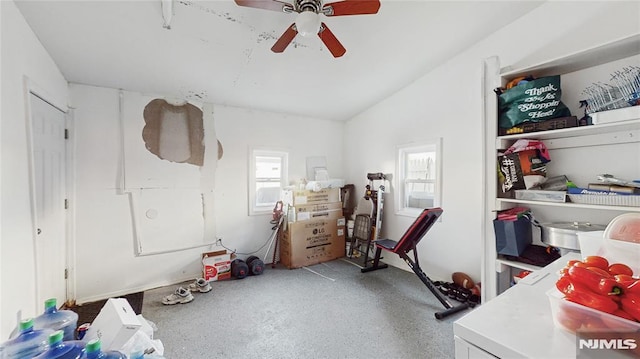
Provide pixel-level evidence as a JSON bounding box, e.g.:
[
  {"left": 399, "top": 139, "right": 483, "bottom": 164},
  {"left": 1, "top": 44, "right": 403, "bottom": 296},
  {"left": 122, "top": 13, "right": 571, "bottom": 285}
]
[
  {"left": 234, "top": 0, "right": 293, "bottom": 13},
  {"left": 271, "top": 24, "right": 298, "bottom": 53},
  {"left": 322, "top": 0, "right": 380, "bottom": 16},
  {"left": 318, "top": 23, "right": 346, "bottom": 58}
]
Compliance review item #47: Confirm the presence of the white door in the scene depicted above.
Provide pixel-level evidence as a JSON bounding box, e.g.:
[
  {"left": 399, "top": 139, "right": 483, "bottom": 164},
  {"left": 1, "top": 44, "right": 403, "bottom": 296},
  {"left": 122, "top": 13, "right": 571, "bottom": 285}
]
[{"left": 30, "top": 93, "right": 67, "bottom": 308}]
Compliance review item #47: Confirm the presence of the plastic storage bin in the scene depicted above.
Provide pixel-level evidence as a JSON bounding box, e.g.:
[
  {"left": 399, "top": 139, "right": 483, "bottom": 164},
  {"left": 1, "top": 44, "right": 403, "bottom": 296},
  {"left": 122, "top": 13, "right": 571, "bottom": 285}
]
[
  {"left": 547, "top": 288, "right": 640, "bottom": 333},
  {"left": 0, "top": 318, "right": 53, "bottom": 359},
  {"left": 514, "top": 190, "right": 566, "bottom": 202},
  {"left": 81, "top": 339, "right": 125, "bottom": 359},
  {"left": 33, "top": 298, "right": 78, "bottom": 341},
  {"left": 34, "top": 331, "right": 85, "bottom": 359}
]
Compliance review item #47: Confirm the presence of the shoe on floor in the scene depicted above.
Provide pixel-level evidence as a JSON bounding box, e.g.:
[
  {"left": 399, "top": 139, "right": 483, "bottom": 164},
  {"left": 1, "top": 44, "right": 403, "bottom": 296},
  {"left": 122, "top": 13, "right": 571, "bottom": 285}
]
[
  {"left": 162, "top": 287, "right": 194, "bottom": 305},
  {"left": 188, "top": 278, "right": 212, "bottom": 293}
]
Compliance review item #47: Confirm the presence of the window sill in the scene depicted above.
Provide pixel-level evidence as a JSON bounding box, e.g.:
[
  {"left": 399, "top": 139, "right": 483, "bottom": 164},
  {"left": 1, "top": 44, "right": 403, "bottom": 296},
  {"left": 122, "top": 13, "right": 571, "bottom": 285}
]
[{"left": 395, "top": 208, "right": 423, "bottom": 218}]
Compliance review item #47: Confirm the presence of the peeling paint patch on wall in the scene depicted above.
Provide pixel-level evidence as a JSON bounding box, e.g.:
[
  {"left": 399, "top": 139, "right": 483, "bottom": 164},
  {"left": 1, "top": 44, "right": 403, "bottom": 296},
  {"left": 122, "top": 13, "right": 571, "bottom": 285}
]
[{"left": 142, "top": 99, "right": 205, "bottom": 166}]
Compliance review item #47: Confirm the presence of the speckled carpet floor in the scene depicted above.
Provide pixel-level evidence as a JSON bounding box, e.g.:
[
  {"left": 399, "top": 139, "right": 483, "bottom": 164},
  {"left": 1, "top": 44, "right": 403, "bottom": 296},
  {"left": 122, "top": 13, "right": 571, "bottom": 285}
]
[{"left": 142, "top": 259, "right": 468, "bottom": 359}]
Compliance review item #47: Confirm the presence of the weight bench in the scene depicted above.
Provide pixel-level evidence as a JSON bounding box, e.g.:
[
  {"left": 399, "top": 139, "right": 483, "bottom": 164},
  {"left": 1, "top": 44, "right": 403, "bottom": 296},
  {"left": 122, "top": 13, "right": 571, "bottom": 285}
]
[{"left": 361, "top": 207, "right": 472, "bottom": 319}]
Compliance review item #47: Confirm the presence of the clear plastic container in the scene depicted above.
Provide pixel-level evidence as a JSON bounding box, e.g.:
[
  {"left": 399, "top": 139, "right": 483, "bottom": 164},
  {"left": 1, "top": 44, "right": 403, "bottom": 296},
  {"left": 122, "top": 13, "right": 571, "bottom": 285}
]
[
  {"left": 547, "top": 288, "right": 640, "bottom": 333},
  {"left": 0, "top": 318, "right": 54, "bottom": 359},
  {"left": 81, "top": 339, "right": 125, "bottom": 359},
  {"left": 34, "top": 331, "right": 85, "bottom": 359},
  {"left": 33, "top": 298, "right": 79, "bottom": 341}
]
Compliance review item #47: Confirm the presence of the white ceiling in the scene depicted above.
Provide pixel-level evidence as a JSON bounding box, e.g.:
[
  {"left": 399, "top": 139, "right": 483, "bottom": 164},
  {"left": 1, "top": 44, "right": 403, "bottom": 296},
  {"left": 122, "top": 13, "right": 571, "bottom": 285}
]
[{"left": 15, "top": 0, "right": 544, "bottom": 121}]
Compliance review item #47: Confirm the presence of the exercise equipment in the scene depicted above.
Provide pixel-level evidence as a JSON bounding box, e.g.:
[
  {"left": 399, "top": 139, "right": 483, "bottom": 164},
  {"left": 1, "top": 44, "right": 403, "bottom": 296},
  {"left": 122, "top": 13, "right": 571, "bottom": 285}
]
[
  {"left": 361, "top": 207, "right": 472, "bottom": 319},
  {"left": 349, "top": 173, "right": 387, "bottom": 268},
  {"left": 246, "top": 256, "right": 265, "bottom": 275},
  {"left": 231, "top": 259, "right": 249, "bottom": 279},
  {"left": 268, "top": 201, "right": 285, "bottom": 268}
]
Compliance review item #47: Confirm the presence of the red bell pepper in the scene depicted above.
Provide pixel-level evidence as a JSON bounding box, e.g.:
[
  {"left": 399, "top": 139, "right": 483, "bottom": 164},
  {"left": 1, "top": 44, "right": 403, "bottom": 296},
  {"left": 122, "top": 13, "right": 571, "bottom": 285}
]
[
  {"left": 558, "top": 274, "right": 620, "bottom": 314},
  {"left": 587, "top": 266, "right": 612, "bottom": 278},
  {"left": 583, "top": 255, "right": 609, "bottom": 270},
  {"left": 620, "top": 294, "right": 640, "bottom": 322},
  {"left": 625, "top": 280, "right": 640, "bottom": 295},
  {"left": 608, "top": 263, "right": 634, "bottom": 277},
  {"left": 568, "top": 265, "right": 623, "bottom": 296},
  {"left": 614, "top": 274, "right": 637, "bottom": 288},
  {"left": 556, "top": 274, "right": 571, "bottom": 294},
  {"left": 564, "top": 289, "right": 620, "bottom": 314}
]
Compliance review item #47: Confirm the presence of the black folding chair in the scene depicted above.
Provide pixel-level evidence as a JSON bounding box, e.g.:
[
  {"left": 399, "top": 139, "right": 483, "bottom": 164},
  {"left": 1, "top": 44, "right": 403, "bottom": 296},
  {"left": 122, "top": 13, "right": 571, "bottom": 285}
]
[{"left": 361, "top": 207, "right": 471, "bottom": 319}]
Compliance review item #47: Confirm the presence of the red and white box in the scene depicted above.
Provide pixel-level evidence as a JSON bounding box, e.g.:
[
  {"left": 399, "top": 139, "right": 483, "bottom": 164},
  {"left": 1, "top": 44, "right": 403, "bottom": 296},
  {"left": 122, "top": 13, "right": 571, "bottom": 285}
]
[{"left": 202, "top": 250, "right": 233, "bottom": 282}]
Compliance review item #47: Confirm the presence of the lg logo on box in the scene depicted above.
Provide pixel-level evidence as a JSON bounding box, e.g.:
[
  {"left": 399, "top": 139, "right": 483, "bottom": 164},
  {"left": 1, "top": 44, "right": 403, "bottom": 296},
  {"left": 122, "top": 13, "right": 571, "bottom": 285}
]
[{"left": 579, "top": 339, "right": 638, "bottom": 350}]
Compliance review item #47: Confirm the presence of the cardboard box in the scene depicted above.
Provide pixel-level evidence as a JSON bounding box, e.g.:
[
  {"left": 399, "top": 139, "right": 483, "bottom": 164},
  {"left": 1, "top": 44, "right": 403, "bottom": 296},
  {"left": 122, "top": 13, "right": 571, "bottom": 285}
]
[
  {"left": 281, "top": 188, "right": 340, "bottom": 206},
  {"left": 294, "top": 201, "right": 342, "bottom": 214},
  {"left": 202, "top": 250, "right": 233, "bottom": 282},
  {"left": 84, "top": 298, "right": 142, "bottom": 351},
  {"left": 296, "top": 209, "right": 343, "bottom": 221},
  {"left": 280, "top": 217, "right": 346, "bottom": 268}
]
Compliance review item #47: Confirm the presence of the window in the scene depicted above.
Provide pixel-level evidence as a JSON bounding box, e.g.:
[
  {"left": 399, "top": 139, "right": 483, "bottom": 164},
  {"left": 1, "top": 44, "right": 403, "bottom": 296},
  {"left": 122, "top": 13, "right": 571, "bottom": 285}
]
[
  {"left": 396, "top": 139, "right": 442, "bottom": 216},
  {"left": 249, "top": 149, "right": 288, "bottom": 215}
]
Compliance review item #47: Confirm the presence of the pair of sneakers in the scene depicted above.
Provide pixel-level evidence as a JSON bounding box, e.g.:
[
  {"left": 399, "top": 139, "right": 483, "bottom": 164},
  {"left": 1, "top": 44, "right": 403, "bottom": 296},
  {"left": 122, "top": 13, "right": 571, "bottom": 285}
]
[{"left": 161, "top": 278, "right": 211, "bottom": 305}]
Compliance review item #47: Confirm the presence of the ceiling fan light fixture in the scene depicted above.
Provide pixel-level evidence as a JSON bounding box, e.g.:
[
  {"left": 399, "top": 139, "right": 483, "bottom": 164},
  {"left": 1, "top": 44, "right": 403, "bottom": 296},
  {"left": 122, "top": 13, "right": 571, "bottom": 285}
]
[{"left": 295, "top": 11, "right": 320, "bottom": 37}]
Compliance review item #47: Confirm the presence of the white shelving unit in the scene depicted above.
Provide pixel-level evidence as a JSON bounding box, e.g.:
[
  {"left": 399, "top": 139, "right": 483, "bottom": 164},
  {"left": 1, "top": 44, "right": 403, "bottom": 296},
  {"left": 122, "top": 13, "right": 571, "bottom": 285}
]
[{"left": 482, "top": 34, "right": 640, "bottom": 301}]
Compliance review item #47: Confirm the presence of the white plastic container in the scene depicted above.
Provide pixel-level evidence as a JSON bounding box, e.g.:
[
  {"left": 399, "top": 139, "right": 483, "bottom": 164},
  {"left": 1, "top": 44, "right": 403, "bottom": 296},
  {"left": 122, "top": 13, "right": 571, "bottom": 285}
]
[
  {"left": 578, "top": 214, "right": 640, "bottom": 274},
  {"left": 601, "top": 213, "right": 640, "bottom": 274},
  {"left": 576, "top": 230, "right": 605, "bottom": 258}
]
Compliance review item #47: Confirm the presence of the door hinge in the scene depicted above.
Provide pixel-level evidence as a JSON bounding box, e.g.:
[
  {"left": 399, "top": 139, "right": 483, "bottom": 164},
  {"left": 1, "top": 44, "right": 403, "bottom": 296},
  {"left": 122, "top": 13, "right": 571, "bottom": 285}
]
[
  {"left": 64, "top": 129, "right": 69, "bottom": 139},
  {"left": 64, "top": 268, "right": 68, "bottom": 279},
  {"left": 64, "top": 199, "right": 69, "bottom": 209}
]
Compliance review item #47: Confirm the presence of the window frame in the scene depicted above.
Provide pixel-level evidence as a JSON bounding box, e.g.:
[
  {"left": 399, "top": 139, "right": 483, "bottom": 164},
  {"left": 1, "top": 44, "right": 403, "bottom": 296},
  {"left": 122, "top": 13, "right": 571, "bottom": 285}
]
[
  {"left": 395, "top": 138, "right": 443, "bottom": 218},
  {"left": 248, "top": 148, "right": 289, "bottom": 216}
]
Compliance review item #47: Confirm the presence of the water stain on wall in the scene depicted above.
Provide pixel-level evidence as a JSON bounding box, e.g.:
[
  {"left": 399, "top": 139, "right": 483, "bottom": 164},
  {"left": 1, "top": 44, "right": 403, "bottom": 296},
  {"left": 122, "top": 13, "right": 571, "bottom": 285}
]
[{"left": 142, "top": 99, "right": 205, "bottom": 166}]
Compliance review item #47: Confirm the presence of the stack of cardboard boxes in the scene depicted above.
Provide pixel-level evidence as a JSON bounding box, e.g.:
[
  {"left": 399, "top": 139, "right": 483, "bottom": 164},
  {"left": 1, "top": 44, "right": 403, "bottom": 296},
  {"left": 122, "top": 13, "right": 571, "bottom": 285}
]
[{"left": 279, "top": 187, "right": 346, "bottom": 268}]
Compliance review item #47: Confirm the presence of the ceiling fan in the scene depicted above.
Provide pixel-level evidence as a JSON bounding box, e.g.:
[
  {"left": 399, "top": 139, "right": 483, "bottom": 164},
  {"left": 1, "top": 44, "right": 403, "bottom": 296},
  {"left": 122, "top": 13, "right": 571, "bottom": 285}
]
[{"left": 234, "top": 0, "right": 381, "bottom": 57}]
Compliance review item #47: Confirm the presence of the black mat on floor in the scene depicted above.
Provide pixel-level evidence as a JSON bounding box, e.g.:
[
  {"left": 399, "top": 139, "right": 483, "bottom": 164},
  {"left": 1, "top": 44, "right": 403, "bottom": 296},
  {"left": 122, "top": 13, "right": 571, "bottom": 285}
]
[{"left": 64, "top": 292, "right": 144, "bottom": 326}]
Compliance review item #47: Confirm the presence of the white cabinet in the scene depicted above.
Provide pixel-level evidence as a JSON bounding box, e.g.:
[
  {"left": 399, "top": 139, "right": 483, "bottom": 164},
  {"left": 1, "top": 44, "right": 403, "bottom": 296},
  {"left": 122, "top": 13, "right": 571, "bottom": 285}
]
[
  {"left": 454, "top": 253, "right": 582, "bottom": 358},
  {"left": 482, "top": 34, "right": 640, "bottom": 301}
]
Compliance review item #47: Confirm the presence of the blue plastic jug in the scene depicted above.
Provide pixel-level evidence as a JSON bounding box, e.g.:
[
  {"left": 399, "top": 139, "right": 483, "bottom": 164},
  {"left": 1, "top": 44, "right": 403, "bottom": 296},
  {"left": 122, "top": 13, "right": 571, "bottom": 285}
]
[
  {"left": 33, "top": 298, "right": 78, "bottom": 341},
  {"left": 0, "top": 318, "right": 53, "bottom": 358},
  {"left": 33, "top": 331, "right": 85, "bottom": 359},
  {"left": 81, "top": 339, "right": 125, "bottom": 359}
]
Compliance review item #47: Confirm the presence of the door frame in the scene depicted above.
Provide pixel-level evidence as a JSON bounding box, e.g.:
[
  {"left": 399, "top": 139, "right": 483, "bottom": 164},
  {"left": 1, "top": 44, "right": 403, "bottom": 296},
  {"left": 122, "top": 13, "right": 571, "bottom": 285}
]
[{"left": 23, "top": 76, "right": 76, "bottom": 309}]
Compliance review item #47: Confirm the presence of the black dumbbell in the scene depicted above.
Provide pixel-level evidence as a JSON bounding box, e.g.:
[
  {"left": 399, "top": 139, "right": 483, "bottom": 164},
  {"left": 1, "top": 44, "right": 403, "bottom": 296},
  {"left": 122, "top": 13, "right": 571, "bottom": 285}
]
[
  {"left": 245, "top": 256, "right": 264, "bottom": 275},
  {"left": 231, "top": 259, "right": 249, "bottom": 279}
]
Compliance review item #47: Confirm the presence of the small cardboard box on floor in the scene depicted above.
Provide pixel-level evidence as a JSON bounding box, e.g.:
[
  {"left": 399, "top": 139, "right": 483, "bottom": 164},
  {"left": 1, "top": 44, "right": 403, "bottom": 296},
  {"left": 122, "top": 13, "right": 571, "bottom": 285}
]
[
  {"left": 280, "top": 217, "right": 346, "bottom": 268},
  {"left": 202, "top": 250, "right": 233, "bottom": 282}
]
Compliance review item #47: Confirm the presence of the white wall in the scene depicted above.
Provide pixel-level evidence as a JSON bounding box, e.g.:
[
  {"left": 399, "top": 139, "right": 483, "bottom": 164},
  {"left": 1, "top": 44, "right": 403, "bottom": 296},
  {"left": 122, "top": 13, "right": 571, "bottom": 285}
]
[
  {"left": 213, "top": 105, "right": 344, "bottom": 259},
  {"left": 0, "top": 0, "right": 69, "bottom": 339},
  {"left": 343, "top": 1, "right": 640, "bottom": 284},
  {"left": 70, "top": 85, "right": 344, "bottom": 303}
]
